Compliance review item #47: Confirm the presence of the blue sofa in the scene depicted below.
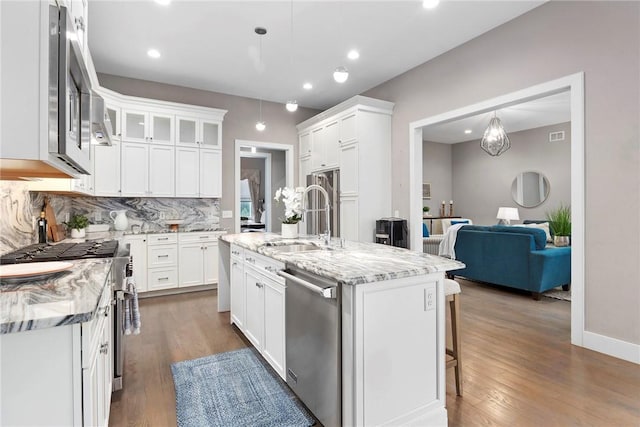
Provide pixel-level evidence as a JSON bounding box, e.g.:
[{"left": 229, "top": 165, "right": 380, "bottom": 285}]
[{"left": 449, "top": 225, "right": 571, "bottom": 299}]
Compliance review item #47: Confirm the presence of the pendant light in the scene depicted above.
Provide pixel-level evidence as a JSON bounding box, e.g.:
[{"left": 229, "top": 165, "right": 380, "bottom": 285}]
[
  {"left": 333, "top": 66, "right": 349, "bottom": 83},
  {"left": 255, "top": 27, "right": 267, "bottom": 131},
  {"left": 285, "top": 0, "right": 298, "bottom": 112},
  {"left": 480, "top": 112, "right": 511, "bottom": 156}
]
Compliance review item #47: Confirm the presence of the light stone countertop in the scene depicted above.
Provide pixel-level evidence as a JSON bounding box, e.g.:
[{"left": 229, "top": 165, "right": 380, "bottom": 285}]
[
  {"left": 0, "top": 258, "right": 113, "bottom": 334},
  {"left": 221, "top": 233, "right": 464, "bottom": 286}
]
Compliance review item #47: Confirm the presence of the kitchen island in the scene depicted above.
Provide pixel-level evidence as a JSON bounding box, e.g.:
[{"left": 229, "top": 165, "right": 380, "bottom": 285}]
[{"left": 218, "top": 232, "right": 464, "bottom": 427}]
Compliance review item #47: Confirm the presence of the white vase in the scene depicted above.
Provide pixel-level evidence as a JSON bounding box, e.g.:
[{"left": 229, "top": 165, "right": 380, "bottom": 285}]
[
  {"left": 281, "top": 223, "right": 298, "bottom": 239},
  {"left": 71, "top": 228, "right": 86, "bottom": 239},
  {"left": 110, "top": 210, "right": 128, "bottom": 231}
]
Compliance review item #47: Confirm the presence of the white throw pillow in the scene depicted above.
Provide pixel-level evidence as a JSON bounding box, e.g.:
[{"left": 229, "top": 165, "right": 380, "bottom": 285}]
[{"left": 521, "top": 222, "right": 552, "bottom": 242}]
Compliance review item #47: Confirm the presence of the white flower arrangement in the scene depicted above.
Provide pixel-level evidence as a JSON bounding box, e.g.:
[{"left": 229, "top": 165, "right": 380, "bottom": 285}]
[{"left": 274, "top": 187, "right": 303, "bottom": 224}]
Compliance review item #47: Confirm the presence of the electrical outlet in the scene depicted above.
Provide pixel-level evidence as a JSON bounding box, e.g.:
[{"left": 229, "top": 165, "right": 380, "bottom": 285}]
[
  {"left": 159, "top": 212, "right": 166, "bottom": 220},
  {"left": 425, "top": 288, "right": 435, "bottom": 311},
  {"left": 95, "top": 211, "right": 102, "bottom": 222},
  {"left": 222, "top": 210, "right": 233, "bottom": 219}
]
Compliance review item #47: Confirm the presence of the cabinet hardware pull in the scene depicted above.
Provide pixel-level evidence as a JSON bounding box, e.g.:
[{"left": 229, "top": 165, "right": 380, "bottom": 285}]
[
  {"left": 158, "top": 254, "right": 169, "bottom": 258},
  {"left": 256, "top": 282, "right": 263, "bottom": 288},
  {"left": 158, "top": 237, "right": 169, "bottom": 240},
  {"left": 100, "top": 343, "right": 108, "bottom": 355},
  {"left": 159, "top": 277, "right": 169, "bottom": 280},
  {"left": 199, "top": 236, "right": 208, "bottom": 239}
]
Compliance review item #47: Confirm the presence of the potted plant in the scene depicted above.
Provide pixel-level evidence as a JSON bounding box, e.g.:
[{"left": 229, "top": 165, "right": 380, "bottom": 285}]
[
  {"left": 422, "top": 206, "right": 431, "bottom": 217},
  {"left": 274, "top": 187, "right": 303, "bottom": 238},
  {"left": 546, "top": 204, "right": 571, "bottom": 247},
  {"left": 65, "top": 214, "right": 89, "bottom": 239}
]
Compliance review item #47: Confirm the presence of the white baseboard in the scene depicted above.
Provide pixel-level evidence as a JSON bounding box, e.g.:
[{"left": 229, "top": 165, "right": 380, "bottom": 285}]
[{"left": 583, "top": 331, "right": 640, "bottom": 364}]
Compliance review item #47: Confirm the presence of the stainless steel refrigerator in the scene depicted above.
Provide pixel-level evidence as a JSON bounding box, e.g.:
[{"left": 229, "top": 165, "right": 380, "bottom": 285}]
[{"left": 305, "top": 169, "right": 340, "bottom": 237}]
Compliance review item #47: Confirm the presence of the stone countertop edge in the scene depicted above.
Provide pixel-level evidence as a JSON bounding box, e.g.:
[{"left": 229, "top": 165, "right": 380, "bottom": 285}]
[
  {"left": 221, "top": 233, "right": 464, "bottom": 286},
  {"left": 0, "top": 258, "right": 113, "bottom": 335}
]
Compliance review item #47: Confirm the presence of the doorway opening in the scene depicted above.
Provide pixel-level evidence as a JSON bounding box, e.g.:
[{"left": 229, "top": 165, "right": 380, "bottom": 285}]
[
  {"left": 409, "top": 73, "right": 585, "bottom": 347},
  {"left": 234, "top": 140, "right": 294, "bottom": 234}
]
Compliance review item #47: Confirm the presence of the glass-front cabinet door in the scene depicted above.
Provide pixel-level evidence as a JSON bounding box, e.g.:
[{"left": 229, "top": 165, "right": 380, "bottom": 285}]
[
  {"left": 200, "top": 120, "right": 220, "bottom": 149},
  {"left": 122, "top": 110, "right": 148, "bottom": 143},
  {"left": 176, "top": 116, "right": 198, "bottom": 146},
  {"left": 105, "top": 104, "right": 121, "bottom": 140},
  {"left": 150, "top": 113, "right": 174, "bottom": 145}
]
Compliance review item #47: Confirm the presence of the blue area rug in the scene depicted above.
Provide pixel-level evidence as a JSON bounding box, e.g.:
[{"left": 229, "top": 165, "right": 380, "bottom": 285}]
[{"left": 171, "top": 348, "right": 315, "bottom": 427}]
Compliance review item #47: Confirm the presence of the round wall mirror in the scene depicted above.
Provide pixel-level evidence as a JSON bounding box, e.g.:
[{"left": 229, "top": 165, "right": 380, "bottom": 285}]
[{"left": 511, "top": 171, "right": 550, "bottom": 208}]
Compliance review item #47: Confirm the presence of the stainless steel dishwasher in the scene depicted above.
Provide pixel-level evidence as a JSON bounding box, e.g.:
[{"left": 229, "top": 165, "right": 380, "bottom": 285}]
[{"left": 279, "top": 268, "right": 341, "bottom": 427}]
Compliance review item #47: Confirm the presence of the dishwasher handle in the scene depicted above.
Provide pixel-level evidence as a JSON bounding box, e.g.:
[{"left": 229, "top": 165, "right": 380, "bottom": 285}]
[{"left": 278, "top": 270, "right": 337, "bottom": 299}]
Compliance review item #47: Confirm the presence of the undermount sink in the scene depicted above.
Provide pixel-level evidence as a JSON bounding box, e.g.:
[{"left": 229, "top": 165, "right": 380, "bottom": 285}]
[{"left": 270, "top": 243, "right": 331, "bottom": 253}]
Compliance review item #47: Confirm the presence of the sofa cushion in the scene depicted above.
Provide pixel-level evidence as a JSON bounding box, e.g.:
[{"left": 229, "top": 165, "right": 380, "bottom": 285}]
[
  {"left": 489, "top": 225, "right": 547, "bottom": 250},
  {"left": 518, "top": 222, "right": 552, "bottom": 242},
  {"left": 422, "top": 222, "right": 430, "bottom": 237},
  {"left": 451, "top": 220, "right": 470, "bottom": 226}
]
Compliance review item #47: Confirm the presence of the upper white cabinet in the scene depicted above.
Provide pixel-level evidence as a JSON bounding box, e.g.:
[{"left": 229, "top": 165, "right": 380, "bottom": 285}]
[
  {"left": 69, "top": 0, "right": 88, "bottom": 54},
  {"left": 176, "top": 117, "right": 221, "bottom": 149},
  {"left": 122, "top": 109, "right": 174, "bottom": 145},
  {"left": 92, "top": 88, "right": 227, "bottom": 198},
  {"left": 297, "top": 96, "right": 394, "bottom": 242}
]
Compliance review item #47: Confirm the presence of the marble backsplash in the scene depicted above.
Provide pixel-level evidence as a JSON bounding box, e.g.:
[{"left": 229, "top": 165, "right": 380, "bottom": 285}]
[{"left": 0, "top": 181, "right": 221, "bottom": 255}]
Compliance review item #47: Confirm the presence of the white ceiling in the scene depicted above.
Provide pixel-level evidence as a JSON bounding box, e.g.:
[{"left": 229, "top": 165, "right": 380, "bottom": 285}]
[
  {"left": 421, "top": 91, "right": 571, "bottom": 144},
  {"left": 88, "top": 0, "right": 544, "bottom": 110}
]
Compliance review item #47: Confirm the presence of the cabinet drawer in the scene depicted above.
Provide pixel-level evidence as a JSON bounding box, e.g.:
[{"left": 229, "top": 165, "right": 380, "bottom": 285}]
[
  {"left": 230, "top": 244, "right": 244, "bottom": 260},
  {"left": 82, "top": 282, "right": 112, "bottom": 369},
  {"left": 147, "top": 233, "right": 177, "bottom": 245},
  {"left": 148, "top": 268, "right": 178, "bottom": 290},
  {"left": 252, "top": 252, "right": 285, "bottom": 284},
  {"left": 148, "top": 246, "right": 177, "bottom": 267},
  {"left": 178, "top": 232, "right": 217, "bottom": 243}
]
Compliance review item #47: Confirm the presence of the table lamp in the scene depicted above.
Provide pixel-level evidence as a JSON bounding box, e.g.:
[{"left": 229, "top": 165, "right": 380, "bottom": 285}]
[{"left": 496, "top": 207, "right": 519, "bottom": 225}]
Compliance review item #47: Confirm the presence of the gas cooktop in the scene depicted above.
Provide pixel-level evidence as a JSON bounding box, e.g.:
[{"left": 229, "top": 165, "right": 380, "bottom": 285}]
[{"left": 0, "top": 241, "right": 119, "bottom": 265}]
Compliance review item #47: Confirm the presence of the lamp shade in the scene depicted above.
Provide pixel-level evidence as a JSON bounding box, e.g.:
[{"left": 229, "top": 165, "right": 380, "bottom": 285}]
[{"left": 496, "top": 207, "right": 520, "bottom": 221}]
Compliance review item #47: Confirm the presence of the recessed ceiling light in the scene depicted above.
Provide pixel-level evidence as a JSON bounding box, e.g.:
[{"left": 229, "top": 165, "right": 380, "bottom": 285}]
[
  {"left": 147, "top": 49, "right": 161, "bottom": 58},
  {"left": 347, "top": 49, "right": 360, "bottom": 60},
  {"left": 423, "top": 0, "right": 440, "bottom": 9},
  {"left": 303, "top": 82, "right": 313, "bottom": 90},
  {"left": 464, "top": 129, "right": 472, "bottom": 134},
  {"left": 154, "top": 0, "right": 171, "bottom": 5}
]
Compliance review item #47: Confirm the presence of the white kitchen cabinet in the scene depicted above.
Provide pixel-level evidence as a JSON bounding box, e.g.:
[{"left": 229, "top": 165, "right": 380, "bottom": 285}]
[
  {"left": 175, "top": 147, "right": 199, "bottom": 197},
  {"left": 148, "top": 145, "right": 175, "bottom": 197},
  {"left": 121, "top": 142, "right": 174, "bottom": 197},
  {"left": 299, "top": 132, "right": 312, "bottom": 157},
  {"left": 230, "top": 244, "right": 245, "bottom": 329},
  {"left": 297, "top": 96, "right": 394, "bottom": 243},
  {"left": 230, "top": 249, "right": 286, "bottom": 379},
  {"left": 121, "top": 142, "right": 149, "bottom": 196},
  {"left": 105, "top": 103, "right": 121, "bottom": 141},
  {"left": 147, "top": 233, "right": 178, "bottom": 291},
  {"left": 176, "top": 116, "right": 221, "bottom": 149},
  {"left": 69, "top": 0, "right": 87, "bottom": 54},
  {"left": 243, "top": 266, "right": 265, "bottom": 350},
  {"left": 175, "top": 146, "right": 221, "bottom": 198},
  {"left": 122, "top": 109, "right": 174, "bottom": 145},
  {"left": 94, "top": 141, "right": 121, "bottom": 196},
  {"left": 0, "top": 280, "right": 113, "bottom": 427},
  {"left": 122, "top": 235, "right": 148, "bottom": 293},
  {"left": 178, "top": 233, "right": 220, "bottom": 287},
  {"left": 200, "top": 149, "right": 222, "bottom": 198}
]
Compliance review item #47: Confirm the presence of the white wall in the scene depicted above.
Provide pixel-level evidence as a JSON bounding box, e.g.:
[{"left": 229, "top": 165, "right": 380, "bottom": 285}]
[
  {"left": 422, "top": 141, "right": 452, "bottom": 216},
  {"left": 452, "top": 122, "right": 571, "bottom": 225},
  {"left": 365, "top": 2, "right": 639, "bottom": 345}
]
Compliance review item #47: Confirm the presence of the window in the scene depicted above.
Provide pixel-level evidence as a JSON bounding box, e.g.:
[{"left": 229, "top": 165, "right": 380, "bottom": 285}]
[{"left": 240, "top": 179, "right": 252, "bottom": 220}]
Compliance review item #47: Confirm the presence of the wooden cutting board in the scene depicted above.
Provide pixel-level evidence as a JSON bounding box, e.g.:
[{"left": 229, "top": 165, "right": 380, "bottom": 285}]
[{"left": 44, "top": 198, "right": 65, "bottom": 242}]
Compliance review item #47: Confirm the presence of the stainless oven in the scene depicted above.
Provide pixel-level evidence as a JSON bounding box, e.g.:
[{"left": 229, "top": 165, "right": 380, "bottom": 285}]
[{"left": 48, "top": 4, "right": 92, "bottom": 174}]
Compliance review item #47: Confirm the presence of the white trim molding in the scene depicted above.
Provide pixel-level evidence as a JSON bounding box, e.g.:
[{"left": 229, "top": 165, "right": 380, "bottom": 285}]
[
  {"left": 583, "top": 332, "right": 640, "bottom": 365},
  {"left": 234, "top": 140, "right": 294, "bottom": 234},
  {"left": 409, "top": 72, "right": 587, "bottom": 352}
]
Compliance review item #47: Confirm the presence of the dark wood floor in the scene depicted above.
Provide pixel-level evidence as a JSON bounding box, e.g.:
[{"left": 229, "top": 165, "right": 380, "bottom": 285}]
[{"left": 109, "top": 283, "right": 640, "bottom": 427}]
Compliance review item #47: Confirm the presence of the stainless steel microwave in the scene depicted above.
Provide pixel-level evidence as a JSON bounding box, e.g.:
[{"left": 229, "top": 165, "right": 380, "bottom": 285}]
[{"left": 48, "top": 4, "right": 92, "bottom": 175}]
